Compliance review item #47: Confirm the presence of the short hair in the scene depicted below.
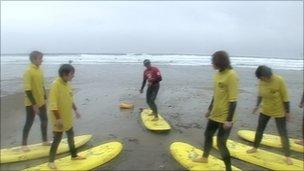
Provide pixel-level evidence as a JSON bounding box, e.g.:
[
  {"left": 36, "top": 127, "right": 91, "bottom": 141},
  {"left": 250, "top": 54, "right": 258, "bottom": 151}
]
[
  {"left": 255, "top": 65, "right": 273, "bottom": 79},
  {"left": 29, "top": 51, "right": 43, "bottom": 62},
  {"left": 211, "top": 50, "right": 232, "bottom": 71},
  {"left": 143, "top": 59, "right": 151, "bottom": 65},
  {"left": 58, "top": 64, "right": 75, "bottom": 77}
]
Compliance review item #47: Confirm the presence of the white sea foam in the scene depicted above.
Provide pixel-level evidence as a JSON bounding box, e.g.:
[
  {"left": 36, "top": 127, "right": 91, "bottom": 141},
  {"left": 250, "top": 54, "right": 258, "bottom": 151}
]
[{"left": 1, "top": 54, "right": 303, "bottom": 71}]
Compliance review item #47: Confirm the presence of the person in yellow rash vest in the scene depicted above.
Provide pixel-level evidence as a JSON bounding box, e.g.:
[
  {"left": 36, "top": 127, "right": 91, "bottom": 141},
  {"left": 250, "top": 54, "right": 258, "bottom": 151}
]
[
  {"left": 48, "top": 64, "right": 85, "bottom": 169},
  {"left": 21, "top": 51, "right": 50, "bottom": 152},
  {"left": 192, "top": 51, "right": 239, "bottom": 171},
  {"left": 247, "top": 65, "right": 293, "bottom": 165}
]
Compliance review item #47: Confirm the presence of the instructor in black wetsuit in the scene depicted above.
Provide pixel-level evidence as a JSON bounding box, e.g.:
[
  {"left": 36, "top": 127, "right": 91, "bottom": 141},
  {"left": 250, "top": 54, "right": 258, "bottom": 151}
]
[{"left": 140, "top": 59, "right": 162, "bottom": 121}]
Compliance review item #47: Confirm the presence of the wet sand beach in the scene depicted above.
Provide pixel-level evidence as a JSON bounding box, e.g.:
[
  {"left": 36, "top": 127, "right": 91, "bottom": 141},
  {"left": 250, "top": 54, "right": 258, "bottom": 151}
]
[{"left": 1, "top": 64, "right": 303, "bottom": 170}]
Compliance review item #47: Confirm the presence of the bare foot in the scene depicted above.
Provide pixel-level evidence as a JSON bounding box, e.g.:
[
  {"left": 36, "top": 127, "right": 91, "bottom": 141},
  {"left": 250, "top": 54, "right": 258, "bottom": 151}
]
[
  {"left": 21, "top": 145, "right": 30, "bottom": 152},
  {"left": 294, "top": 140, "right": 304, "bottom": 146},
  {"left": 285, "top": 157, "right": 293, "bottom": 165},
  {"left": 151, "top": 117, "right": 159, "bottom": 121},
  {"left": 246, "top": 148, "right": 257, "bottom": 154},
  {"left": 71, "top": 155, "right": 86, "bottom": 160},
  {"left": 42, "top": 141, "right": 51, "bottom": 146},
  {"left": 48, "top": 162, "right": 57, "bottom": 170},
  {"left": 192, "top": 157, "right": 208, "bottom": 163}
]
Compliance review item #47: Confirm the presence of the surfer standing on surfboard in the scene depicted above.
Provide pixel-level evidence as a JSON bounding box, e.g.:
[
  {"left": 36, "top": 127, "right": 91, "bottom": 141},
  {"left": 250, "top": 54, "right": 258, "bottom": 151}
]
[
  {"left": 247, "top": 65, "right": 293, "bottom": 165},
  {"left": 21, "top": 51, "right": 50, "bottom": 152},
  {"left": 140, "top": 59, "right": 162, "bottom": 121},
  {"left": 192, "top": 51, "right": 239, "bottom": 171},
  {"left": 47, "top": 64, "right": 86, "bottom": 169}
]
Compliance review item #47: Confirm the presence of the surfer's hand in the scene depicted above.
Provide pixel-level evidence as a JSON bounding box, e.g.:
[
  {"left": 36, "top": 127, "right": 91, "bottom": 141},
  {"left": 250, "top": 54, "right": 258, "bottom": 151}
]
[
  {"left": 252, "top": 106, "right": 259, "bottom": 114},
  {"left": 75, "top": 111, "right": 81, "bottom": 119},
  {"left": 32, "top": 105, "right": 39, "bottom": 115},
  {"left": 223, "top": 121, "right": 233, "bottom": 129},
  {"left": 299, "top": 103, "right": 304, "bottom": 108},
  {"left": 55, "top": 119, "right": 63, "bottom": 130}
]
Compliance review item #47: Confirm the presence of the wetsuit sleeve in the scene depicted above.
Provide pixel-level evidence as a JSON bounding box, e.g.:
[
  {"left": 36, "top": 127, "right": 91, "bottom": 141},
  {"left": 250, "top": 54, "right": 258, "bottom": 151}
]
[
  {"left": 208, "top": 97, "right": 214, "bottom": 111},
  {"left": 226, "top": 101, "right": 237, "bottom": 121},
  {"left": 43, "top": 86, "right": 47, "bottom": 99},
  {"left": 284, "top": 102, "right": 290, "bottom": 113},
  {"left": 25, "top": 90, "right": 36, "bottom": 105},
  {"left": 256, "top": 96, "right": 262, "bottom": 107},
  {"left": 141, "top": 72, "right": 147, "bottom": 90},
  {"left": 72, "top": 103, "right": 77, "bottom": 111}
]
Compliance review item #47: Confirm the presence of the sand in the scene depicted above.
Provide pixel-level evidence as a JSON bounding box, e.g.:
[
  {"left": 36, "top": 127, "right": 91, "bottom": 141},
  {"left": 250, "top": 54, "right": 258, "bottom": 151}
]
[{"left": 1, "top": 64, "right": 303, "bottom": 170}]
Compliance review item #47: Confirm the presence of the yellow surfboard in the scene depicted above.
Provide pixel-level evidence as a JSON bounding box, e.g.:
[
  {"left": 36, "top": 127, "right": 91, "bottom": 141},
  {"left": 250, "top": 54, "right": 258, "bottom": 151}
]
[
  {"left": 213, "top": 137, "right": 304, "bottom": 171},
  {"left": 237, "top": 130, "right": 304, "bottom": 153},
  {"left": 23, "top": 141, "right": 123, "bottom": 171},
  {"left": 141, "top": 109, "right": 171, "bottom": 131},
  {"left": 170, "top": 142, "right": 241, "bottom": 171},
  {"left": 1, "top": 134, "right": 92, "bottom": 163}
]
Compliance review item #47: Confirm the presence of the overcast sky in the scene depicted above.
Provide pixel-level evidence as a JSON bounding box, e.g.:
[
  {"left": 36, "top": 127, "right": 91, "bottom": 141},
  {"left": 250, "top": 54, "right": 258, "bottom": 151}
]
[{"left": 1, "top": 1, "right": 303, "bottom": 58}]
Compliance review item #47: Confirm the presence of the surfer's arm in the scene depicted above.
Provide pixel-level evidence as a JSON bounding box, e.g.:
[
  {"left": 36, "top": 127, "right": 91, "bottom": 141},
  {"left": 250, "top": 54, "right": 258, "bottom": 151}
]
[
  {"left": 208, "top": 97, "right": 214, "bottom": 111},
  {"left": 73, "top": 103, "right": 81, "bottom": 118},
  {"left": 256, "top": 96, "right": 262, "bottom": 107},
  {"left": 226, "top": 101, "right": 237, "bottom": 121},
  {"left": 72, "top": 103, "right": 77, "bottom": 111},
  {"left": 283, "top": 102, "right": 290, "bottom": 113},
  {"left": 140, "top": 78, "right": 147, "bottom": 91},
  {"left": 25, "top": 90, "right": 36, "bottom": 105},
  {"left": 43, "top": 86, "right": 47, "bottom": 99},
  {"left": 279, "top": 77, "right": 290, "bottom": 114}
]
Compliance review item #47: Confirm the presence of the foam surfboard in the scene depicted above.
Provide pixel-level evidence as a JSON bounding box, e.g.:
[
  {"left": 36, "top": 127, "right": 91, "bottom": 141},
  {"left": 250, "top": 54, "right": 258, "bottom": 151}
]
[
  {"left": 170, "top": 142, "right": 241, "bottom": 171},
  {"left": 23, "top": 141, "right": 123, "bottom": 171},
  {"left": 119, "top": 102, "right": 134, "bottom": 109},
  {"left": 141, "top": 109, "right": 171, "bottom": 131},
  {"left": 1, "top": 134, "right": 92, "bottom": 163},
  {"left": 213, "top": 137, "right": 304, "bottom": 171},
  {"left": 237, "top": 130, "right": 304, "bottom": 153}
]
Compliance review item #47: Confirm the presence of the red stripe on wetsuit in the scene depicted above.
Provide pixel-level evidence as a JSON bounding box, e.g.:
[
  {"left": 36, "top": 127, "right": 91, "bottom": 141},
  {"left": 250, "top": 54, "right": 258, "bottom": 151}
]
[{"left": 144, "top": 67, "right": 162, "bottom": 85}]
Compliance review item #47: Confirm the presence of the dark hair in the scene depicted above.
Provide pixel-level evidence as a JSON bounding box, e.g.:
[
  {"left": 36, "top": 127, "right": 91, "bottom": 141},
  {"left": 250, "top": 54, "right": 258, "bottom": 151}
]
[
  {"left": 143, "top": 59, "right": 151, "bottom": 65},
  {"left": 211, "top": 50, "right": 232, "bottom": 71},
  {"left": 58, "top": 64, "right": 75, "bottom": 77},
  {"left": 255, "top": 65, "right": 273, "bottom": 79},
  {"left": 29, "top": 51, "right": 43, "bottom": 62}
]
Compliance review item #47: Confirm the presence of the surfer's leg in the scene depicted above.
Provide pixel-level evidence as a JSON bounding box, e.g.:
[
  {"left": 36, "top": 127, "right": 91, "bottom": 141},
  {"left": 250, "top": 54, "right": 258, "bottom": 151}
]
[
  {"left": 22, "top": 106, "right": 35, "bottom": 146},
  {"left": 275, "top": 117, "right": 293, "bottom": 165},
  {"left": 253, "top": 113, "right": 270, "bottom": 148},
  {"left": 217, "top": 124, "right": 232, "bottom": 171},
  {"left": 66, "top": 127, "right": 77, "bottom": 158},
  {"left": 38, "top": 105, "right": 48, "bottom": 143},
  {"left": 203, "top": 120, "right": 219, "bottom": 158},
  {"left": 275, "top": 117, "right": 291, "bottom": 156},
  {"left": 150, "top": 85, "right": 159, "bottom": 117},
  {"left": 146, "top": 86, "right": 153, "bottom": 111},
  {"left": 49, "top": 131, "right": 63, "bottom": 162}
]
